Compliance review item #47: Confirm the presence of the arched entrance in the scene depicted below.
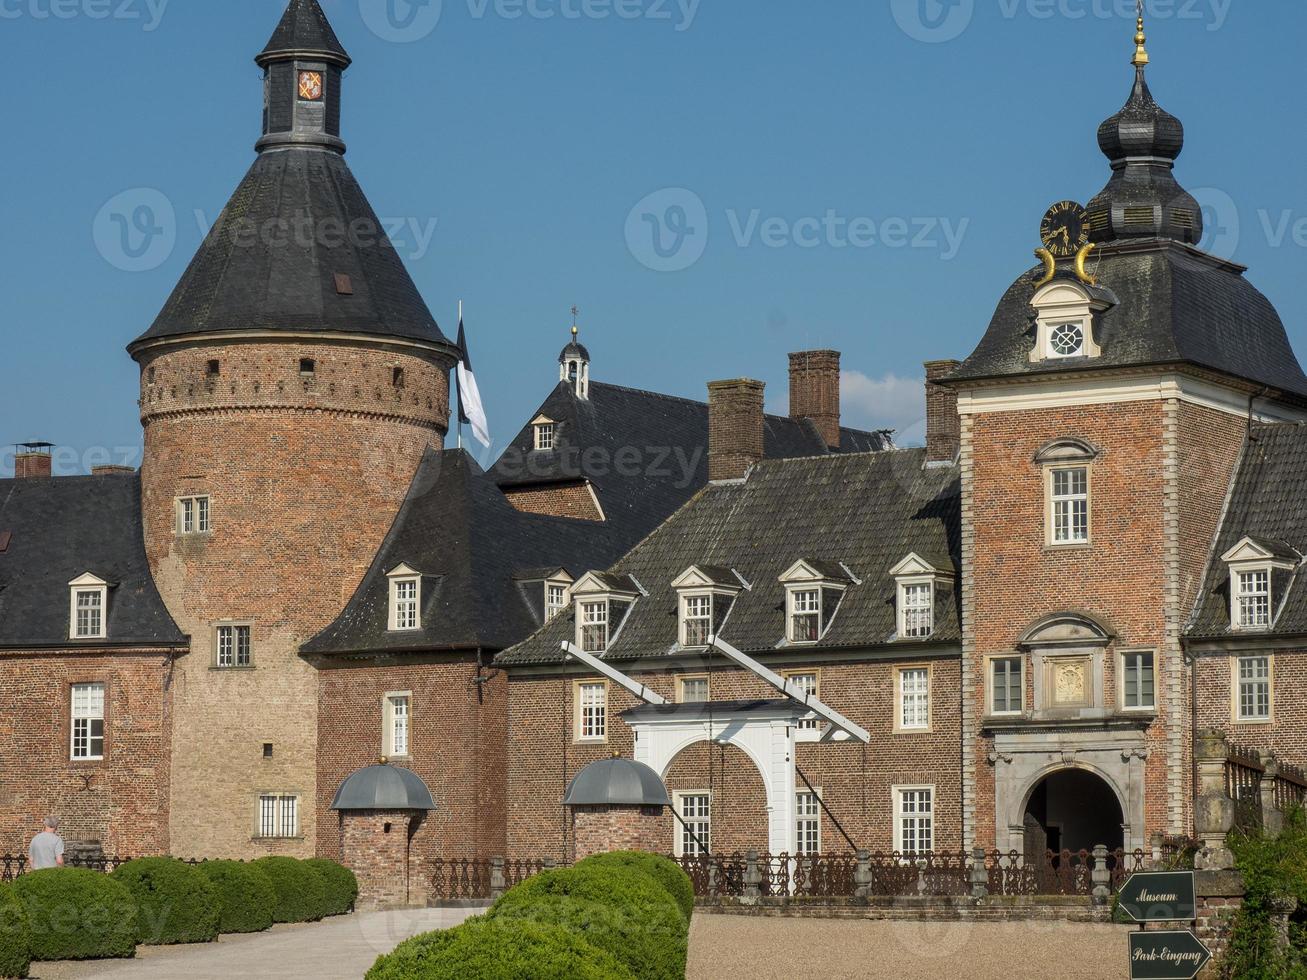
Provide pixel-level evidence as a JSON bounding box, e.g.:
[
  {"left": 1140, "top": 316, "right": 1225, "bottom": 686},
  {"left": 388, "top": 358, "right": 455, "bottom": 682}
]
[{"left": 1022, "top": 768, "right": 1124, "bottom": 858}]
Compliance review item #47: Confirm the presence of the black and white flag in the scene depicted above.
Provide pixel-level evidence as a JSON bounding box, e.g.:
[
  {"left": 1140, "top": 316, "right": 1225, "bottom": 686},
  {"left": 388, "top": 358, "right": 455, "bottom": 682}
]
[{"left": 456, "top": 310, "right": 491, "bottom": 449}]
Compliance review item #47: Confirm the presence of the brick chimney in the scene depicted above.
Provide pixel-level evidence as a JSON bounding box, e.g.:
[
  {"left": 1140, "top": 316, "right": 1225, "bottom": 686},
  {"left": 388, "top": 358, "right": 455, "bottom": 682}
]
[
  {"left": 924, "top": 361, "right": 961, "bottom": 464},
  {"left": 708, "top": 379, "right": 765, "bottom": 482},
  {"left": 92, "top": 465, "right": 136, "bottom": 477},
  {"left": 788, "top": 350, "right": 841, "bottom": 449},
  {"left": 13, "top": 443, "right": 53, "bottom": 479}
]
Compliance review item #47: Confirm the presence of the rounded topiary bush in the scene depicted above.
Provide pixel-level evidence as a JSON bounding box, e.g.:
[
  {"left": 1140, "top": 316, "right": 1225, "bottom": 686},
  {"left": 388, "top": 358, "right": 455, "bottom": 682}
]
[
  {"left": 13, "top": 868, "right": 137, "bottom": 961},
  {"left": 251, "top": 857, "right": 327, "bottom": 924},
  {"left": 110, "top": 858, "right": 220, "bottom": 946},
  {"left": 366, "top": 916, "right": 635, "bottom": 980},
  {"left": 303, "top": 859, "right": 358, "bottom": 917},
  {"left": 193, "top": 860, "right": 276, "bottom": 935},
  {"left": 488, "top": 866, "right": 686, "bottom": 980},
  {"left": 0, "top": 884, "right": 32, "bottom": 979},
  {"left": 575, "top": 852, "right": 695, "bottom": 921}
]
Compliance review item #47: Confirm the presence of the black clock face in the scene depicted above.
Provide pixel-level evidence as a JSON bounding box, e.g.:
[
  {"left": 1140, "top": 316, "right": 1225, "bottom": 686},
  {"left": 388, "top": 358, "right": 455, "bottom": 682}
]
[{"left": 1040, "top": 200, "right": 1091, "bottom": 259}]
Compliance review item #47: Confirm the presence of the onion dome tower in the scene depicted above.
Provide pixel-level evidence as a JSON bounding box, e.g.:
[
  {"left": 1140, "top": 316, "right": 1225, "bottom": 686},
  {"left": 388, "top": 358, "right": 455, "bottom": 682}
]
[
  {"left": 1085, "top": 16, "right": 1202, "bottom": 245},
  {"left": 128, "top": 0, "right": 458, "bottom": 860}
]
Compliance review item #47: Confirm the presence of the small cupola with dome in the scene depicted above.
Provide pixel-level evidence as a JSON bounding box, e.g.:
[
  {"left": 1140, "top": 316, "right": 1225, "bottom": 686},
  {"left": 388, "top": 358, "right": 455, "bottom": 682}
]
[{"left": 559, "top": 314, "right": 591, "bottom": 399}]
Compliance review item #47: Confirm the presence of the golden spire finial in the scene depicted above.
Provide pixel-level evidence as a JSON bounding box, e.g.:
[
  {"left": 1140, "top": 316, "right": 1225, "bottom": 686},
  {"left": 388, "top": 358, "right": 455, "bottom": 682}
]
[{"left": 1132, "top": 4, "right": 1150, "bottom": 68}]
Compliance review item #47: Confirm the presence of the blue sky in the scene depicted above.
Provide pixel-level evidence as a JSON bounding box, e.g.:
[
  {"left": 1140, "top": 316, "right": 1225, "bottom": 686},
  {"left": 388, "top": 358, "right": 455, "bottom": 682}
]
[{"left": 3, "top": 0, "right": 1305, "bottom": 474}]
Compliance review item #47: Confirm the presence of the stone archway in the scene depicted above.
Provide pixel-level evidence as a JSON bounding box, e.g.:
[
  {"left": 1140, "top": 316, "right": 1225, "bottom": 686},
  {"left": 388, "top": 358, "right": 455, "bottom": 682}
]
[
  {"left": 664, "top": 741, "right": 770, "bottom": 856},
  {"left": 1021, "top": 767, "right": 1125, "bottom": 856}
]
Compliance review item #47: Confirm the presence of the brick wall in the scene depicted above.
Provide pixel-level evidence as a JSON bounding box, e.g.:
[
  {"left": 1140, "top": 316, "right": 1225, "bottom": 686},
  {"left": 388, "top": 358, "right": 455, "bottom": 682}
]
[
  {"left": 315, "top": 659, "right": 507, "bottom": 877},
  {"left": 505, "top": 657, "right": 962, "bottom": 859},
  {"left": 707, "top": 380, "right": 765, "bottom": 482},
  {"left": 502, "top": 483, "right": 603, "bottom": 521},
  {"left": 788, "top": 351, "right": 841, "bottom": 449},
  {"left": 1195, "top": 649, "right": 1307, "bottom": 765},
  {"left": 571, "top": 805, "right": 666, "bottom": 860},
  {"left": 0, "top": 648, "right": 173, "bottom": 856},
  {"left": 339, "top": 809, "right": 416, "bottom": 908},
  {"left": 137, "top": 339, "right": 450, "bottom": 859}
]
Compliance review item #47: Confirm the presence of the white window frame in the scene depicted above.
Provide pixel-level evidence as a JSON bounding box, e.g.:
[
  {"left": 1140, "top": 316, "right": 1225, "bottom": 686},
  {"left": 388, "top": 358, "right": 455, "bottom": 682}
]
[
  {"left": 674, "top": 790, "right": 711, "bottom": 858},
  {"left": 578, "top": 599, "right": 610, "bottom": 654},
  {"left": 384, "top": 692, "right": 411, "bottom": 757},
  {"left": 988, "top": 655, "right": 1025, "bottom": 717},
  {"left": 895, "top": 665, "right": 932, "bottom": 732},
  {"left": 70, "top": 682, "right": 106, "bottom": 761},
  {"left": 784, "top": 670, "right": 821, "bottom": 737},
  {"left": 387, "top": 566, "right": 421, "bottom": 632},
  {"left": 796, "top": 789, "right": 821, "bottom": 856},
  {"left": 256, "top": 794, "right": 300, "bottom": 839},
  {"left": 1232, "top": 568, "right": 1272, "bottom": 631},
  {"left": 1234, "top": 655, "right": 1273, "bottom": 723},
  {"left": 1047, "top": 464, "right": 1091, "bottom": 546},
  {"left": 788, "top": 588, "right": 822, "bottom": 644},
  {"left": 1119, "top": 649, "right": 1156, "bottom": 712},
  {"left": 575, "top": 679, "right": 608, "bottom": 743},
  {"left": 534, "top": 421, "right": 556, "bottom": 452},
  {"left": 893, "top": 785, "right": 935, "bottom": 856},
  {"left": 69, "top": 581, "right": 108, "bottom": 640},
  {"left": 677, "top": 675, "right": 710, "bottom": 703},
  {"left": 176, "top": 495, "right": 211, "bottom": 536},
  {"left": 214, "top": 623, "right": 253, "bottom": 668},
  {"left": 545, "top": 581, "right": 570, "bottom": 622},
  {"left": 680, "top": 592, "right": 714, "bottom": 648},
  {"left": 1046, "top": 320, "right": 1088, "bottom": 359},
  {"left": 898, "top": 581, "right": 935, "bottom": 639}
]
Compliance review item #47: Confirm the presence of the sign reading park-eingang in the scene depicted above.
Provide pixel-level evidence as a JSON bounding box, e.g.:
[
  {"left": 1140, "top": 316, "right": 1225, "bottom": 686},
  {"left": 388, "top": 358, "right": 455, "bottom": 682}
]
[
  {"left": 1118, "top": 872, "right": 1198, "bottom": 923},
  {"left": 1128, "top": 931, "right": 1212, "bottom": 980}
]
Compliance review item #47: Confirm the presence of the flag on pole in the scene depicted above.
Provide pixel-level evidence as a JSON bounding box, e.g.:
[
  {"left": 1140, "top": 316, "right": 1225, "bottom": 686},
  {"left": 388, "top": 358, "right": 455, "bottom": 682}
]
[{"left": 456, "top": 307, "right": 491, "bottom": 449}]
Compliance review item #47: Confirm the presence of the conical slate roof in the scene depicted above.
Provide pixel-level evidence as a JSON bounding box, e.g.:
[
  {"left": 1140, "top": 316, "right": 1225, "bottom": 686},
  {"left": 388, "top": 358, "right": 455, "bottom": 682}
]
[{"left": 258, "top": 0, "right": 350, "bottom": 67}]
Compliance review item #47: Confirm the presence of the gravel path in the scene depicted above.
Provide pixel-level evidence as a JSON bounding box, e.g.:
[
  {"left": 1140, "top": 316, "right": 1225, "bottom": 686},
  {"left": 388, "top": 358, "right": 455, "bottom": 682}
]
[
  {"left": 687, "top": 913, "right": 1133, "bottom": 980},
  {"left": 27, "top": 906, "right": 482, "bottom": 980}
]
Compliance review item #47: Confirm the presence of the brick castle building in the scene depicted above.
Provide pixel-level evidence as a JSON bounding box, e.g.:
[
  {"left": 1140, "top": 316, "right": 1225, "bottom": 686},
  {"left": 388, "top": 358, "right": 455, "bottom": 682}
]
[{"left": 2, "top": 2, "right": 1306, "bottom": 878}]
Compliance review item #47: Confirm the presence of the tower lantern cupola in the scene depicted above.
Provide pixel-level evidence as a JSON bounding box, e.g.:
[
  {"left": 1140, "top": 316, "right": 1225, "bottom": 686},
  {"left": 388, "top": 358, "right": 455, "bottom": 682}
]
[
  {"left": 559, "top": 318, "right": 591, "bottom": 400},
  {"left": 256, "top": 0, "right": 352, "bottom": 154}
]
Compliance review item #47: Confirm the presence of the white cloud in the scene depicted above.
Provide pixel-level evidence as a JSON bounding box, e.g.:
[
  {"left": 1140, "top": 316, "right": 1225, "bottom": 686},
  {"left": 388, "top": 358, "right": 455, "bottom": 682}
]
[{"left": 840, "top": 370, "right": 926, "bottom": 446}]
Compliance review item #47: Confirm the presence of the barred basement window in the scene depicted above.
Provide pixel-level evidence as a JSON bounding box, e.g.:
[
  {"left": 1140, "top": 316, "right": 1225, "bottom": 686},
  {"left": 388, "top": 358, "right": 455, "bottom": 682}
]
[
  {"left": 1235, "top": 570, "right": 1271, "bottom": 629},
  {"left": 681, "top": 594, "right": 713, "bottom": 648},
  {"left": 1237, "top": 656, "right": 1272, "bottom": 722},
  {"left": 257, "top": 794, "right": 299, "bottom": 839},
  {"left": 70, "top": 683, "right": 105, "bottom": 760},
  {"left": 1049, "top": 466, "right": 1089, "bottom": 544},
  {"left": 215, "top": 624, "right": 252, "bottom": 668},
  {"left": 894, "top": 786, "right": 934, "bottom": 855},
  {"left": 675, "top": 793, "right": 711, "bottom": 858},
  {"left": 575, "top": 681, "right": 607, "bottom": 742},
  {"left": 796, "top": 791, "right": 821, "bottom": 856}
]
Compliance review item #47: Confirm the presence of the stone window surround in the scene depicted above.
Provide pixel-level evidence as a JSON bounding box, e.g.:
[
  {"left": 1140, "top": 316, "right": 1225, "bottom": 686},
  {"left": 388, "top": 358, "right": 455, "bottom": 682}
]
[
  {"left": 676, "top": 674, "right": 710, "bottom": 704},
  {"left": 1017, "top": 612, "right": 1117, "bottom": 721},
  {"left": 1118, "top": 648, "right": 1157, "bottom": 713},
  {"left": 1231, "top": 654, "right": 1274, "bottom": 725},
  {"left": 1035, "top": 439, "right": 1100, "bottom": 550},
  {"left": 254, "top": 792, "right": 301, "bottom": 841},
  {"left": 68, "top": 573, "right": 109, "bottom": 641},
  {"left": 175, "top": 494, "right": 211, "bottom": 536},
  {"left": 212, "top": 621, "right": 254, "bottom": 670}
]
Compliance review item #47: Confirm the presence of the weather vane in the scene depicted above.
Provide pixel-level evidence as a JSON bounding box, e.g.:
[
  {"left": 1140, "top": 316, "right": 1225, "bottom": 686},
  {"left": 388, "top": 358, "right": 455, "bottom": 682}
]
[{"left": 571, "top": 305, "right": 580, "bottom": 336}]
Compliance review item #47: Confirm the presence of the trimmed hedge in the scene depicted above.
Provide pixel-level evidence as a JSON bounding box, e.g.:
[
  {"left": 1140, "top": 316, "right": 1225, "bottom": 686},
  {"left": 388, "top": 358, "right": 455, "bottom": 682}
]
[
  {"left": 111, "top": 858, "right": 220, "bottom": 946},
  {"left": 488, "top": 866, "right": 686, "bottom": 980},
  {"left": 195, "top": 860, "right": 276, "bottom": 934},
  {"left": 251, "top": 857, "right": 327, "bottom": 924},
  {"left": 13, "top": 868, "right": 137, "bottom": 961},
  {"left": 575, "top": 852, "right": 695, "bottom": 921},
  {"left": 0, "top": 884, "right": 31, "bottom": 979},
  {"left": 365, "top": 916, "right": 635, "bottom": 980},
  {"left": 304, "top": 859, "right": 359, "bottom": 917}
]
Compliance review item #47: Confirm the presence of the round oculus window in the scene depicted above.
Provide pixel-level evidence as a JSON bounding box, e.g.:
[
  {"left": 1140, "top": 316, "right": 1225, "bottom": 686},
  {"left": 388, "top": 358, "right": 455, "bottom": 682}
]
[{"left": 1050, "top": 323, "right": 1085, "bottom": 357}]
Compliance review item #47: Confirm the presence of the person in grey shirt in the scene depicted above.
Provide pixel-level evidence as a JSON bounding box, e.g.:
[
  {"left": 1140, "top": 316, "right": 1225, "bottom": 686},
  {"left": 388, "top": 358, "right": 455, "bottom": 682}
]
[{"left": 28, "top": 817, "right": 65, "bottom": 870}]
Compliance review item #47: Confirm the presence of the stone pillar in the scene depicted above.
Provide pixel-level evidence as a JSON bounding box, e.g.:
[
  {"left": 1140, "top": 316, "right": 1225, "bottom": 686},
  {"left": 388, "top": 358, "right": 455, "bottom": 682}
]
[
  {"left": 1194, "top": 729, "right": 1236, "bottom": 871},
  {"left": 1259, "top": 752, "right": 1285, "bottom": 837},
  {"left": 743, "top": 851, "right": 762, "bottom": 901},
  {"left": 970, "top": 847, "right": 989, "bottom": 900},
  {"left": 570, "top": 804, "right": 666, "bottom": 861},
  {"left": 338, "top": 809, "right": 416, "bottom": 909},
  {"left": 1091, "top": 845, "right": 1111, "bottom": 905},
  {"left": 854, "top": 849, "right": 872, "bottom": 899}
]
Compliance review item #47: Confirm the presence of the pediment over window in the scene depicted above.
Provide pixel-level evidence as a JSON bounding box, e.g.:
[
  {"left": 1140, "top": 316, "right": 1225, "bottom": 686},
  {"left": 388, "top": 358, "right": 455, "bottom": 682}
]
[
  {"left": 571, "top": 571, "right": 643, "bottom": 599},
  {"left": 779, "top": 559, "right": 858, "bottom": 586},
  {"left": 69, "top": 572, "right": 110, "bottom": 588},
  {"left": 1018, "top": 611, "right": 1113, "bottom": 650},
  {"left": 1033, "top": 438, "right": 1101, "bottom": 465},
  {"left": 386, "top": 562, "right": 420, "bottom": 579},
  {"left": 888, "top": 552, "right": 954, "bottom": 580},
  {"left": 671, "top": 565, "right": 745, "bottom": 592},
  {"left": 1221, "top": 536, "right": 1298, "bottom": 568}
]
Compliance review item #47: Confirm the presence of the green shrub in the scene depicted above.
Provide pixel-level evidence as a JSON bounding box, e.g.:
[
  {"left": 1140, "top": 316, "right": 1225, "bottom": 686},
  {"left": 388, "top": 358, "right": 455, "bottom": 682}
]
[
  {"left": 251, "top": 857, "right": 327, "bottom": 924},
  {"left": 13, "top": 868, "right": 137, "bottom": 961},
  {"left": 366, "top": 916, "right": 635, "bottom": 980},
  {"left": 488, "top": 866, "right": 686, "bottom": 980},
  {"left": 0, "top": 884, "right": 31, "bottom": 979},
  {"left": 110, "top": 858, "right": 220, "bottom": 946},
  {"left": 194, "top": 860, "right": 276, "bottom": 934},
  {"left": 1224, "top": 809, "right": 1307, "bottom": 979},
  {"left": 574, "top": 852, "right": 695, "bottom": 921},
  {"left": 304, "top": 859, "right": 358, "bottom": 917}
]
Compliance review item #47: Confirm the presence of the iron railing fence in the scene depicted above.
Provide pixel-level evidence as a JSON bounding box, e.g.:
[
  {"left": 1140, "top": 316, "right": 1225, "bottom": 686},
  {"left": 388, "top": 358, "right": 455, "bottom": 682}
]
[
  {"left": 0, "top": 854, "right": 204, "bottom": 882},
  {"left": 1226, "top": 743, "right": 1266, "bottom": 833},
  {"left": 1274, "top": 760, "right": 1307, "bottom": 813}
]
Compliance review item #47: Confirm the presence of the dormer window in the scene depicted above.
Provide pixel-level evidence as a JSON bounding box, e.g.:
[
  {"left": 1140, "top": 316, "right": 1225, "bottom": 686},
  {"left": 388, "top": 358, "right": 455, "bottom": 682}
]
[
  {"left": 69, "top": 574, "right": 109, "bottom": 640},
  {"left": 889, "top": 554, "right": 954, "bottom": 641},
  {"left": 1029, "top": 280, "right": 1111, "bottom": 363},
  {"left": 570, "top": 572, "right": 640, "bottom": 654},
  {"left": 672, "top": 566, "right": 743, "bottom": 649},
  {"left": 779, "top": 560, "right": 854, "bottom": 645},
  {"left": 532, "top": 417, "right": 557, "bottom": 452},
  {"left": 387, "top": 564, "right": 422, "bottom": 632},
  {"left": 1222, "top": 537, "right": 1298, "bottom": 632},
  {"left": 546, "top": 582, "right": 570, "bottom": 622}
]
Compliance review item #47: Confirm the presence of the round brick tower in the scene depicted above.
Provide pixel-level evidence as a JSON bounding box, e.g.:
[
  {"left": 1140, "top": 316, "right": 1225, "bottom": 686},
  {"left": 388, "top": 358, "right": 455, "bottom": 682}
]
[{"left": 128, "top": 0, "right": 456, "bottom": 858}]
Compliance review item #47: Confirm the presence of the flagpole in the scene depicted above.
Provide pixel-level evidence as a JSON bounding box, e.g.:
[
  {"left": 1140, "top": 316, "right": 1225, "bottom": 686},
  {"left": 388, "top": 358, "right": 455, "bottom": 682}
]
[{"left": 457, "top": 300, "right": 464, "bottom": 451}]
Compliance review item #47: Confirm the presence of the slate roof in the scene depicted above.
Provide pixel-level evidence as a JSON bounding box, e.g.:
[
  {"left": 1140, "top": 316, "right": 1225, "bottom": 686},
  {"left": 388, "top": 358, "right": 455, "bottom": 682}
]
[
  {"left": 302, "top": 449, "right": 630, "bottom": 656},
  {"left": 950, "top": 241, "right": 1307, "bottom": 398},
  {"left": 491, "top": 380, "right": 893, "bottom": 549},
  {"left": 0, "top": 475, "right": 184, "bottom": 649},
  {"left": 258, "top": 0, "right": 350, "bottom": 67},
  {"left": 130, "top": 149, "right": 453, "bottom": 353},
  {"left": 1189, "top": 423, "right": 1307, "bottom": 639},
  {"left": 496, "top": 449, "right": 961, "bottom": 667}
]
